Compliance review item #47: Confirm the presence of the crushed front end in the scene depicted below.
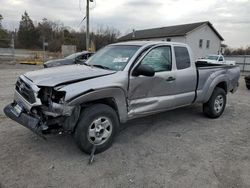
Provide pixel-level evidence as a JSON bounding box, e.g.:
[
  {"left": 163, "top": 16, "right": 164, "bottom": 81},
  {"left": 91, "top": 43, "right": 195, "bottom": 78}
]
[{"left": 4, "top": 75, "right": 76, "bottom": 138}]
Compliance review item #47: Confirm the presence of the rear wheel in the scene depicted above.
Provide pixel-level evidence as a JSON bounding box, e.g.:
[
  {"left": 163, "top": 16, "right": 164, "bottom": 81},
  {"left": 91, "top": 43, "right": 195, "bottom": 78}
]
[
  {"left": 203, "top": 87, "right": 226, "bottom": 118},
  {"left": 74, "top": 104, "right": 119, "bottom": 154},
  {"left": 245, "top": 76, "right": 250, "bottom": 89}
]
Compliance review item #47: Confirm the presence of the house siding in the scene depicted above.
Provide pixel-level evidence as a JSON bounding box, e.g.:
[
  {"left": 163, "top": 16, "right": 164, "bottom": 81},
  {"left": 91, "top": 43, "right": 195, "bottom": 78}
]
[
  {"left": 125, "top": 23, "right": 222, "bottom": 61},
  {"left": 185, "top": 24, "right": 221, "bottom": 60}
]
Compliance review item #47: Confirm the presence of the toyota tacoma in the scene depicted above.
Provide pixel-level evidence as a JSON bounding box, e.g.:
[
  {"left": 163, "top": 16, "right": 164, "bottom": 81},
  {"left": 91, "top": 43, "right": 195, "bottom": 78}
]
[{"left": 4, "top": 41, "right": 240, "bottom": 154}]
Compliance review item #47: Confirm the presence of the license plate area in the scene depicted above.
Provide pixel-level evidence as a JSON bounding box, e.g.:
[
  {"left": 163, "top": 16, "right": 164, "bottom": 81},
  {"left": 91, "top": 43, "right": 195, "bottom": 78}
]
[{"left": 11, "top": 103, "right": 23, "bottom": 117}]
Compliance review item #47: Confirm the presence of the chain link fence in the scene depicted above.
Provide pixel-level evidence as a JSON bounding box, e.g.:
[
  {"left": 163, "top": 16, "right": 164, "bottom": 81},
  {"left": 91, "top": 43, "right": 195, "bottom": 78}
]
[
  {"left": 225, "top": 55, "right": 250, "bottom": 72},
  {"left": 0, "top": 38, "right": 15, "bottom": 63},
  {"left": 0, "top": 47, "right": 60, "bottom": 64}
]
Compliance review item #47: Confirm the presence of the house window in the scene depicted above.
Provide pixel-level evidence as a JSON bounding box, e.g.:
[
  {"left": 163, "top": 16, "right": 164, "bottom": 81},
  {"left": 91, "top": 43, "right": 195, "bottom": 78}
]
[
  {"left": 166, "top": 38, "right": 171, "bottom": 42},
  {"left": 199, "top": 39, "right": 203, "bottom": 48},
  {"left": 206, "top": 40, "right": 210, "bottom": 49}
]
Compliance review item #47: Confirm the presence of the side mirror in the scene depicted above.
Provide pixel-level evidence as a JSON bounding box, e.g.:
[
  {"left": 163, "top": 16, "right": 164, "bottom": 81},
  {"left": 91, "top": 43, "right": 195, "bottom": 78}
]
[{"left": 133, "top": 64, "right": 155, "bottom": 77}]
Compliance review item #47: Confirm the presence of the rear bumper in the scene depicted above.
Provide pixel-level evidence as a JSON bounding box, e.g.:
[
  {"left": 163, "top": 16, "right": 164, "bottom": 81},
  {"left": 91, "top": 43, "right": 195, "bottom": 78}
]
[{"left": 3, "top": 103, "right": 45, "bottom": 139}]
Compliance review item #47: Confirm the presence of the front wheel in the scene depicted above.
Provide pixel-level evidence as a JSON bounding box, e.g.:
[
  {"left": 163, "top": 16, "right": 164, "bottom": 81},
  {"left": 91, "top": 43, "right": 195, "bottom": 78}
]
[
  {"left": 203, "top": 87, "right": 227, "bottom": 118},
  {"left": 74, "top": 104, "right": 119, "bottom": 154}
]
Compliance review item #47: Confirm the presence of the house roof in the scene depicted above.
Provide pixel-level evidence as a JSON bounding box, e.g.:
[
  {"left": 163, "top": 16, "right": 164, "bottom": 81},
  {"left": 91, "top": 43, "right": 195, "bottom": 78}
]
[{"left": 118, "top": 21, "right": 224, "bottom": 41}]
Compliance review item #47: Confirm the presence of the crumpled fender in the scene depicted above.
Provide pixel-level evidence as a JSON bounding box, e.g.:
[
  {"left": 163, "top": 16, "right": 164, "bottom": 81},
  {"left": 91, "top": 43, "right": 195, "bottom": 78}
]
[{"left": 67, "top": 87, "right": 128, "bottom": 123}]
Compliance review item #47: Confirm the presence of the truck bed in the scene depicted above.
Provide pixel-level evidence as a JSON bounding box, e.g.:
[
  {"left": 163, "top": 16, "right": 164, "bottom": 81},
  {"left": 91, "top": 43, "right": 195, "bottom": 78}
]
[
  {"left": 196, "top": 61, "right": 229, "bottom": 68},
  {"left": 195, "top": 63, "right": 240, "bottom": 103}
]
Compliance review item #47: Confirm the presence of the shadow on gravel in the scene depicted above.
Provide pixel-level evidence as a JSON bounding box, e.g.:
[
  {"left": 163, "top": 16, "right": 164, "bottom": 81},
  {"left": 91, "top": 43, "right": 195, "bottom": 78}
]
[{"left": 0, "top": 103, "right": 205, "bottom": 159}]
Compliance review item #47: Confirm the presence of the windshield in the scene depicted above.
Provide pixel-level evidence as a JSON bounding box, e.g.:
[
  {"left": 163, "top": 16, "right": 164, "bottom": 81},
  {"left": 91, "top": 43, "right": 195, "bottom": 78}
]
[
  {"left": 87, "top": 45, "right": 140, "bottom": 71},
  {"left": 65, "top": 52, "right": 82, "bottom": 59},
  {"left": 207, "top": 55, "right": 219, "bottom": 60}
]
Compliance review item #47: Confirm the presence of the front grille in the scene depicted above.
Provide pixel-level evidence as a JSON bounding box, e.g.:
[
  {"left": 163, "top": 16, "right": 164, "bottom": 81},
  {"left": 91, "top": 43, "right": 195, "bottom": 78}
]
[{"left": 16, "top": 78, "right": 36, "bottom": 104}]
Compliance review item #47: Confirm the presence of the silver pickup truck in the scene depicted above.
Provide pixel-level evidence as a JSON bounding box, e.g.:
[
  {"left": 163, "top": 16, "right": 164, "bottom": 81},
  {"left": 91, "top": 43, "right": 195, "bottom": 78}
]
[{"left": 4, "top": 41, "right": 240, "bottom": 154}]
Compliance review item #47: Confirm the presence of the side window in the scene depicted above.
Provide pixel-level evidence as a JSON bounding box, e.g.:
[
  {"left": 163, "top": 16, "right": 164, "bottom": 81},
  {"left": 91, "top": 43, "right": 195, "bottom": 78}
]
[
  {"left": 174, "top": 46, "right": 191, "bottom": 70},
  {"left": 219, "top": 56, "right": 223, "bottom": 61},
  {"left": 140, "top": 46, "right": 172, "bottom": 72},
  {"left": 199, "top": 39, "right": 203, "bottom": 48}
]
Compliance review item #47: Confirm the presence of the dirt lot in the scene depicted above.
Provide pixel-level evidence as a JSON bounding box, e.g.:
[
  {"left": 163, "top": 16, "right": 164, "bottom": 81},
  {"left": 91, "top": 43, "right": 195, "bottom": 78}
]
[{"left": 0, "top": 63, "right": 249, "bottom": 188}]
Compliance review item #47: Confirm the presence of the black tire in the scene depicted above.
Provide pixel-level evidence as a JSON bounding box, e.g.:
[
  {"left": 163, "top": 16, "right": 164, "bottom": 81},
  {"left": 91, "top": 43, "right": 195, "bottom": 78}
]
[
  {"left": 74, "top": 104, "right": 119, "bottom": 154},
  {"left": 246, "top": 84, "right": 250, "bottom": 90},
  {"left": 203, "top": 87, "right": 226, "bottom": 118}
]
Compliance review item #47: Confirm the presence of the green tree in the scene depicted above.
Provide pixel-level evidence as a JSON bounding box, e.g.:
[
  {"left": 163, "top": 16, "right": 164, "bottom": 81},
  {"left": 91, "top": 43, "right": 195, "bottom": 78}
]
[
  {"left": 0, "top": 14, "right": 10, "bottom": 48},
  {"left": 36, "top": 18, "right": 65, "bottom": 51},
  {"left": 63, "top": 28, "right": 76, "bottom": 45},
  {"left": 37, "top": 18, "right": 53, "bottom": 43},
  {"left": 0, "top": 14, "right": 3, "bottom": 28},
  {"left": 17, "top": 11, "right": 39, "bottom": 48}
]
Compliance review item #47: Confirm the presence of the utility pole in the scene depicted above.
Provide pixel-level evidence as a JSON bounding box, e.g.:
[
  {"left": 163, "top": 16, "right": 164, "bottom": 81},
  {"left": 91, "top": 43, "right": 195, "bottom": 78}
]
[
  {"left": 86, "top": 0, "right": 93, "bottom": 51},
  {"left": 11, "top": 32, "right": 15, "bottom": 64},
  {"left": 42, "top": 36, "right": 48, "bottom": 63},
  {"left": 43, "top": 36, "right": 45, "bottom": 62}
]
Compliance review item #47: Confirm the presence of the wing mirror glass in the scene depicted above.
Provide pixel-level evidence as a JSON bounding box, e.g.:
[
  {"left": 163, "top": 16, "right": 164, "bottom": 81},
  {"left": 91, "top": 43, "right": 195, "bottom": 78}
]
[{"left": 133, "top": 64, "right": 155, "bottom": 77}]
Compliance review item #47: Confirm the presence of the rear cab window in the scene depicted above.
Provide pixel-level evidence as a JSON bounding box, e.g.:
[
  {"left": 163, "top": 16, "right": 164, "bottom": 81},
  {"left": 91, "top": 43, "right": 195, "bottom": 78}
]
[{"left": 174, "top": 46, "right": 191, "bottom": 70}]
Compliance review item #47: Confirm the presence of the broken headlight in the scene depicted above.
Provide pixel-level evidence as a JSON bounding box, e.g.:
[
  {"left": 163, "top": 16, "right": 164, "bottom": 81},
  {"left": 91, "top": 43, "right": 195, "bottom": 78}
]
[
  {"left": 38, "top": 87, "right": 66, "bottom": 106},
  {"left": 51, "top": 90, "right": 66, "bottom": 104}
]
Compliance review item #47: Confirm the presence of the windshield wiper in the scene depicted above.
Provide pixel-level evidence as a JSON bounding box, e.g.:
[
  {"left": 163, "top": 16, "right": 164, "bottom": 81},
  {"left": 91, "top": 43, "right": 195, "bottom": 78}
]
[{"left": 91, "top": 64, "right": 112, "bottom": 70}]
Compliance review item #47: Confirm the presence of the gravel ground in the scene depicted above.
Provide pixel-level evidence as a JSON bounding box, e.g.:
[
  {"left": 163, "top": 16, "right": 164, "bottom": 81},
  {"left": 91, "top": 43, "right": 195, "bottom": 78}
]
[{"left": 0, "top": 63, "right": 249, "bottom": 188}]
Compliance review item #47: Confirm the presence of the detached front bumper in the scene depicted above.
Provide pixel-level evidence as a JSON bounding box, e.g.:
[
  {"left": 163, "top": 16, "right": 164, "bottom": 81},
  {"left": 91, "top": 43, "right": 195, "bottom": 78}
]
[{"left": 3, "top": 103, "right": 46, "bottom": 139}]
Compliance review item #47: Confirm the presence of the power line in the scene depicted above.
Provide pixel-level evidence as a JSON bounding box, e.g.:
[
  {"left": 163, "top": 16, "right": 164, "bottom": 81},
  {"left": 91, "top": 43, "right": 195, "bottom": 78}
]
[{"left": 78, "top": 16, "right": 86, "bottom": 27}]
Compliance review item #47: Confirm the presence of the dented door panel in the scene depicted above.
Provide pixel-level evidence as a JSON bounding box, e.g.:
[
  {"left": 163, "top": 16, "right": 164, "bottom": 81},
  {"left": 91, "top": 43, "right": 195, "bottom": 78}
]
[{"left": 128, "top": 71, "right": 177, "bottom": 116}]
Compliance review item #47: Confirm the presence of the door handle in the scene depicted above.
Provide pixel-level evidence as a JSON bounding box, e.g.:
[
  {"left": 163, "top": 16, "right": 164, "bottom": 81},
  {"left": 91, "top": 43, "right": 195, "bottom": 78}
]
[{"left": 166, "top": 76, "right": 176, "bottom": 81}]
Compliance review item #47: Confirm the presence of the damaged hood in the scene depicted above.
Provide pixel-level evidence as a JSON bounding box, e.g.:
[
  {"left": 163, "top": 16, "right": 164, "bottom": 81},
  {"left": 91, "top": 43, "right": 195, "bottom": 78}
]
[{"left": 24, "top": 65, "right": 116, "bottom": 87}]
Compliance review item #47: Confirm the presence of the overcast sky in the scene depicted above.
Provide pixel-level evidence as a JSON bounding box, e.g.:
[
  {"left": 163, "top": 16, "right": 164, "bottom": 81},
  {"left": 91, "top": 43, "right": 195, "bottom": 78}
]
[{"left": 1, "top": 0, "right": 250, "bottom": 48}]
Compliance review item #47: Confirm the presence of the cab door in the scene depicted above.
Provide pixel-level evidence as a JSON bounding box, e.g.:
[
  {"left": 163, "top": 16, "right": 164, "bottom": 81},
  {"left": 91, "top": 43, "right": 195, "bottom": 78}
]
[
  {"left": 128, "top": 45, "right": 177, "bottom": 117},
  {"left": 172, "top": 45, "right": 197, "bottom": 106}
]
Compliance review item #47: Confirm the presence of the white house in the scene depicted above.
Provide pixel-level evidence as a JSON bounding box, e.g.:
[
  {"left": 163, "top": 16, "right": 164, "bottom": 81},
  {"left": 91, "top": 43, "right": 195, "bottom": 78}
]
[{"left": 118, "top": 21, "right": 224, "bottom": 60}]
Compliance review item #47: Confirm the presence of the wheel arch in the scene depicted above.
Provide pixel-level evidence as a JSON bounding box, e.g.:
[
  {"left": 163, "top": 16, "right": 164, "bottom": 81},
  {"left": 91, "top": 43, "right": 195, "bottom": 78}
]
[
  {"left": 203, "top": 76, "right": 228, "bottom": 103},
  {"left": 67, "top": 88, "right": 128, "bottom": 123},
  {"left": 83, "top": 98, "right": 119, "bottom": 118},
  {"left": 216, "top": 81, "right": 227, "bottom": 93}
]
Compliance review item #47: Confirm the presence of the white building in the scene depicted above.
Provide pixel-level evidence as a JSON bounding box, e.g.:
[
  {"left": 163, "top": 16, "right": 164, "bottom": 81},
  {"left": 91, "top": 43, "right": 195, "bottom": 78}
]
[{"left": 118, "top": 21, "right": 224, "bottom": 60}]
